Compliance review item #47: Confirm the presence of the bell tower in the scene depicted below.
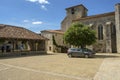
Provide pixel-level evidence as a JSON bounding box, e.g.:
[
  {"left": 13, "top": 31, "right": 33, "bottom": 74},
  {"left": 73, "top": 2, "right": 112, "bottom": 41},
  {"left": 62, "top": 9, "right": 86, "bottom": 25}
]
[
  {"left": 61, "top": 4, "right": 88, "bottom": 32},
  {"left": 66, "top": 4, "right": 88, "bottom": 20}
]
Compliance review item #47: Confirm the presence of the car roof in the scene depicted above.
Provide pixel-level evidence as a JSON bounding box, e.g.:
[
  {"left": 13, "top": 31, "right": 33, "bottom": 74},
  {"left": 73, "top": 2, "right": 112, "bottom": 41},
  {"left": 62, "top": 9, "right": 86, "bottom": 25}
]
[{"left": 69, "top": 48, "right": 91, "bottom": 50}]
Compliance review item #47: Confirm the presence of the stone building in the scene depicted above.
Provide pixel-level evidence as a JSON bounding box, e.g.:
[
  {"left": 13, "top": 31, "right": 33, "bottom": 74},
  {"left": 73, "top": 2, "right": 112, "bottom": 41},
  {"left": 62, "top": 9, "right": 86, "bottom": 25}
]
[
  {"left": 42, "top": 3, "right": 120, "bottom": 53},
  {"left": 0, "top": 24, "right": 47, "bottom": 53},
  {"left": 41, "top": 30, "right": 67, "bottom": 53},
  {"left": 61, "top": 3, "right": 120, "bottom": 53}
]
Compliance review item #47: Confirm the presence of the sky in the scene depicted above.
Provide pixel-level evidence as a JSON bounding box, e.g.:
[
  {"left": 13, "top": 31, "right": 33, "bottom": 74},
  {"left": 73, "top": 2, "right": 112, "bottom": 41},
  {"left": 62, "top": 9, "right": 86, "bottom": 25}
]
[{"left": 0, "top": 0, "right": 120, "bottom": 33}]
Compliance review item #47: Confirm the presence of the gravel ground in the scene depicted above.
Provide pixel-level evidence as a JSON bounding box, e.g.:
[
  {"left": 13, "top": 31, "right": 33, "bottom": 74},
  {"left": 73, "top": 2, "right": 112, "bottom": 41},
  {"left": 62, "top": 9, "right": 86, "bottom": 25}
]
[{"left": 0, "top": 53, "right": 119, "bottom": 80}]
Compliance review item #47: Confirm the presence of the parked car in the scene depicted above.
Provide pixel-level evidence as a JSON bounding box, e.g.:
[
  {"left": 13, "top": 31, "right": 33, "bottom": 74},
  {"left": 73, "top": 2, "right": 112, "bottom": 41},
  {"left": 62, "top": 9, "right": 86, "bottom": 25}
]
[{"left": 67, "top": 48, "right": 95, "bottom": 58}]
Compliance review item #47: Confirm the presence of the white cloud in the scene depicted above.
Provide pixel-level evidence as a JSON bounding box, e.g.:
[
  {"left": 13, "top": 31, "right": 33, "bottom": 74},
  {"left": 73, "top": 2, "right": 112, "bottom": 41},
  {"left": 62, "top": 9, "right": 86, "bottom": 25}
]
[
  {"left": 23, "top": 19, "right": 43, "bottom": 25},
  {"left": 23, "top": 20, "right": 29, "bottom": 22},
  {"left": 26, "top": 0, "right": 50, "bottom": 10},
  {"left": 27, "top": 0, "right": 50, "bottom": 4},
  {"left": 41, "top": 5, "right": 47, "bottom": 10},
  {"left": 27, "top": 0, "right": 37, "bottom": 2},
  {"left": 32, "top": 21, "right": 43, "bottom": 25},
  {"left": 38, "top": 0, "right": 49, "bottom": 4}
]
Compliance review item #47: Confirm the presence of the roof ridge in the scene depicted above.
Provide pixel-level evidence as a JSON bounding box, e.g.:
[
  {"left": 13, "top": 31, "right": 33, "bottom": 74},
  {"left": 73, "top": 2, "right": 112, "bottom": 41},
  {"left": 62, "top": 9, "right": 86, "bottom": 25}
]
[{"left": 73, "top": 11, "right": 115, "bottom": 21}]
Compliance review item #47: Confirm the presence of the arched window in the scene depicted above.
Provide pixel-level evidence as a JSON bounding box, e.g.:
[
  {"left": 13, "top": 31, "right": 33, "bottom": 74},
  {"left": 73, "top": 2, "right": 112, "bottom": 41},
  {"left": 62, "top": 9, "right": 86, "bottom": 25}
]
[{"left": 98, "top": 24, "right": 103, "bottom": 40}]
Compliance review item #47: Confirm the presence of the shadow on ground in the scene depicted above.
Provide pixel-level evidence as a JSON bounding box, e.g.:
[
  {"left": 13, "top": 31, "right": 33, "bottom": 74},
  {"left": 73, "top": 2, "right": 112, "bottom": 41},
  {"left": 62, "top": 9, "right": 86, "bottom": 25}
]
[
  {"left": 0, "top": 53, "right": 55, "bottom": 59},
  {"left": 95, "top": 53, "right": 120, "bottom": 59},
  {"left": 71, "top": 53, "right": 120, "bottom": 59}
]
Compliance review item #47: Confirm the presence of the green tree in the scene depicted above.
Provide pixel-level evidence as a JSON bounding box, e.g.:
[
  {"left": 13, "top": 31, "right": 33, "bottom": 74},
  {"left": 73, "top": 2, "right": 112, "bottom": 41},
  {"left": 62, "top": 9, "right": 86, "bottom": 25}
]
[{"left": 63, "top": 22, "right": 96, "bottom": 48}]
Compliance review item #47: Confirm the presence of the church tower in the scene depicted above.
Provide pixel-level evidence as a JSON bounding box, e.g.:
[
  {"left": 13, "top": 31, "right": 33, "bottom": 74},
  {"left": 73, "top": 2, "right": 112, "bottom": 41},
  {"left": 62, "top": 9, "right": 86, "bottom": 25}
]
[
  {"left": 61, "top": 4, "right": 88, "bottom": 32},
  {"left": 115, "top": 3, "right": 120, "bottom": 53}
]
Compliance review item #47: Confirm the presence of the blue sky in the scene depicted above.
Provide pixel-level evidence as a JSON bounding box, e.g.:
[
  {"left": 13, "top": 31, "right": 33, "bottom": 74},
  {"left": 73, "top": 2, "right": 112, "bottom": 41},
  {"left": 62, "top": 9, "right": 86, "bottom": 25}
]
[{"left": 0, "top": 0, "right": 120, "bottom": 33}]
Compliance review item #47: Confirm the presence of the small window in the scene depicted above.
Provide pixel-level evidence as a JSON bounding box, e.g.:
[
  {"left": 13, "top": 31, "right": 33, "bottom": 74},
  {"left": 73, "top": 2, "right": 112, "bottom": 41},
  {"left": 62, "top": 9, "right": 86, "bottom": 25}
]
[
  {"left": 71, "top": 8, "right": 75, "bottom": 14},
  {"left": 49, "top": 46, "right": 51, "bottom": 51}
]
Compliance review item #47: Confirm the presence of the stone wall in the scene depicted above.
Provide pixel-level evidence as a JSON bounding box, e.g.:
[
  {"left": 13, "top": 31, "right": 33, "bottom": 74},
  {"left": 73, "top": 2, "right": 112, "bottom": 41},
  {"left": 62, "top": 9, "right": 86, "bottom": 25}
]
[
  {"left": 115, "top": 3, "right": 120, "bottom": 53},
  {"left": 75, "top": 15, "right": 116, "bottom": 53},
  {"left": 41, "top": 31, "right": 54, "bottom": 52},
  {"left": 41, "top": 31, "right": 65, "bottom": 53}
]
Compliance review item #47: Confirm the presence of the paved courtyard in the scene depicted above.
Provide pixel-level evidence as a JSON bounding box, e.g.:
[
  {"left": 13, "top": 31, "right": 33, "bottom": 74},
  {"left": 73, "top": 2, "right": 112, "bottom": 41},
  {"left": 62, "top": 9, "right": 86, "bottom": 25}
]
[{"left": 0, "top": 53, "right": 120, "bottom": 80}]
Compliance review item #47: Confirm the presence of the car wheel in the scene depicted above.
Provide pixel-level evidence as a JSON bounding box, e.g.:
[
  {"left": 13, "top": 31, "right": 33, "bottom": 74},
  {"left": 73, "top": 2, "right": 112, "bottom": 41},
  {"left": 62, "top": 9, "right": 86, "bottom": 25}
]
[
  {"left": 85, "top": 54, "right": 89, "bottom": 58},
  {"left": 68, "top": 54, "right": 72, "bottom": 58}
]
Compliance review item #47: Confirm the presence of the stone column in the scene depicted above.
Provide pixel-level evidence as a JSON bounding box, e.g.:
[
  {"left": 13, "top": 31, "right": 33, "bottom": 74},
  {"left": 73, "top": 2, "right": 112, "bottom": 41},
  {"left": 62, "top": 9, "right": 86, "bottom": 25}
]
[
  {"left": 26, "top": 41, "right": 31, "bottom": 51},
  {"left": 115, "top": 3, "right": 120, "bottom": 53},
  {"left": 106, "top": 22, "right": 112, "bottom": 53},
  {"left": 35, "top": 42, "right": 38, "bottom": 51}
]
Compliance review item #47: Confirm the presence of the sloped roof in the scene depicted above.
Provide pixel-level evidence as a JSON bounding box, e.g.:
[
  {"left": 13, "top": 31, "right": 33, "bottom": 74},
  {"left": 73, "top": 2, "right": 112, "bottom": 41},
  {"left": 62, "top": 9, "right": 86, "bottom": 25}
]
[
  {"left": 73, "top": 12, "right": 115, "bottom": 21},
  {"left": 41, "top": 30, "right": 64, "bottom": 34},
  {"left": 0, "top": 24, "right": 46, "bottom": 40},
  {"left": 66, "top": 4, "right": 88, "bottom": 11}
]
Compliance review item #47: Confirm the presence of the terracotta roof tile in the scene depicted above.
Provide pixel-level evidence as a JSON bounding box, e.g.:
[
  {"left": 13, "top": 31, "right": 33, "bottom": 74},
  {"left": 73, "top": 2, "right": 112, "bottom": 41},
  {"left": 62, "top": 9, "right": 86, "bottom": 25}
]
[
  {"left": 0, "top": 24, "right": 46, "bottom": 40},
  {"left": 41, "top": 30, "right": 64, "bottom": 34}
]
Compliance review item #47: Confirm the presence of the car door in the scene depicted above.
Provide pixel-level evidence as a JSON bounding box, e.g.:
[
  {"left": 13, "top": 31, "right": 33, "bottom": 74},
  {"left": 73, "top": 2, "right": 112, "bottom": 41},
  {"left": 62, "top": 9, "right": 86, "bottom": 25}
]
[
  {"left": 72, "top": 48, "right": 79, "bottom": 56},
  {"left": 79, "top": 49, "right": 84, "bottom": 56},
  {"left": 82, "top": 48, "right": 89, "bottom": 55},
  {"left": 76, "top": 48, "right": 83, "bottom": 56}
]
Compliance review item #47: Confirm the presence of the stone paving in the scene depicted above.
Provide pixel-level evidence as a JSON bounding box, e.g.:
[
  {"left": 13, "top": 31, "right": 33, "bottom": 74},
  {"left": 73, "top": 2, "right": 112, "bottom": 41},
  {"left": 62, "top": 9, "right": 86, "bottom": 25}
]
[
  {"left": 0, "top": 53, "right": 120, "bottom": 80},
  {"left": 94, "top": 58, "right": 120, "bottom": 80}
]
